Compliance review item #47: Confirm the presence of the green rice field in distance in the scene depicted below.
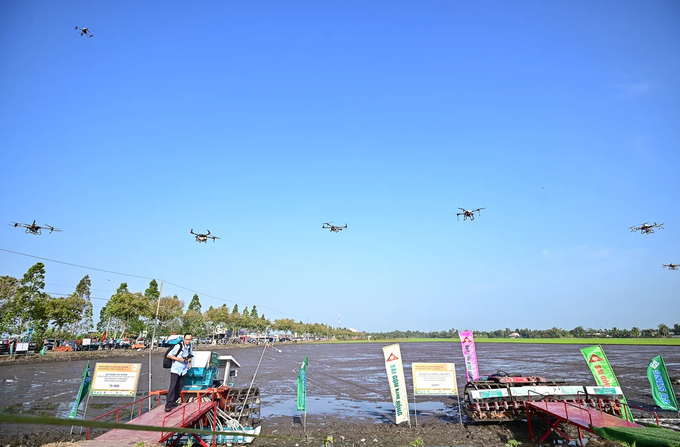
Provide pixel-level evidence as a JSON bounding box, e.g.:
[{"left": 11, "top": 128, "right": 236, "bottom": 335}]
[{"left": 321, "top": 338, "right": 680, "bottom": 346}]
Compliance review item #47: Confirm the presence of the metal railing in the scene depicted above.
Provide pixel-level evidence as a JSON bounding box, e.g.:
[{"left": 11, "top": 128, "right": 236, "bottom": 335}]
[
  {"left": 161, "top": 389, "right": 218, "bottom": 445},
  {"left": 86, "top": 393, "right": 163, "bottom": 439}
]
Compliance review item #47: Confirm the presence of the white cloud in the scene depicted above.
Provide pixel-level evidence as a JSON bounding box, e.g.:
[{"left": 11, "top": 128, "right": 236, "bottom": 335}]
[
  {"left": 590, "top": 248, "right": 614, "bottom": 260},
  {"left": 610, "top": 82, "right": 650, "bottom": 101}
]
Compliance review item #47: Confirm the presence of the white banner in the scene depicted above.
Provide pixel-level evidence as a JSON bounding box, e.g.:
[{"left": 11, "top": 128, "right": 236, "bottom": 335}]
[{"left": 382, "top": 344, "right": 410, "bottom": 425}]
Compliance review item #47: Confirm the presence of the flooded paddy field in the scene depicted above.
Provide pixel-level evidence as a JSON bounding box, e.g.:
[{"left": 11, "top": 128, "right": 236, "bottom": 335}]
[{"left": 1, "top": 342, "right": 679, "bottom": 446}]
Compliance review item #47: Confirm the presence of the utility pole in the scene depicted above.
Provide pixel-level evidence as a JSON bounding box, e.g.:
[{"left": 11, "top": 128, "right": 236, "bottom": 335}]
[{"left": 148, "top": 280, "right": 163, "bottom": 411}]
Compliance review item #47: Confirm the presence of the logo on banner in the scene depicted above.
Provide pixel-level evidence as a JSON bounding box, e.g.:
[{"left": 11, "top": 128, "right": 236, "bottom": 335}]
[
  {"left": 462, "top": 337, "right": 471, "bottom": 343},
  {"left": 386, "top": 353, "right": 399, "bottom": 362},
  {"left": 589, "top": 354, "right": 604, "bottom": 363}
]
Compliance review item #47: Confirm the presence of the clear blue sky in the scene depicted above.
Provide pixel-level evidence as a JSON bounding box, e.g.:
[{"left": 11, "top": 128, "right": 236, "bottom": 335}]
[{"left": 1, "top": 1, "right": 678, "bottom": 333}]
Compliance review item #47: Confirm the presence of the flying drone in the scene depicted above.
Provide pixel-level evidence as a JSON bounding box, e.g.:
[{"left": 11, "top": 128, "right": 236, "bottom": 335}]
[
  {"left": 322, "top": 223, "right": 347, "bottom": 233},
  {"left": 190, "top": 229, "right": 219, "bottom": 243},
  {"left": 456, "top": 208, "right": 485, "bottom": 221},
  {"left": 630, "top": 222, "right": 664, "bottom": 235},
  {"left": 75, "top": 26, "right": 93, "bottom": 37},
  {"left": 662, "top": 263, "right": 678, "bottom": 271},
  {"left": 9, "top": 220, "right": 62, "bottom": 235}
]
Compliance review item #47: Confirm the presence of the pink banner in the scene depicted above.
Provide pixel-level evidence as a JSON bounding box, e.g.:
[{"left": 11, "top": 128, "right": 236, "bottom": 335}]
[{"left": 459, "top": 331, "right": 480, "bottom": 382}]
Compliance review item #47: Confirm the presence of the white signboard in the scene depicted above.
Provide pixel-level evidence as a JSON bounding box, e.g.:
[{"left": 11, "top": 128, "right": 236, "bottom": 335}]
[
  {"left": 509, "top": 386, "right": 585, "bottom": 397},
  {"left": 382, "top": 344, "right": 410, "bottom": 425},
  {"left": 586, "top": 386, "right": 623, "bottom": 396},
  {"left": 412, "top": 363, "right": 458, "bottom": 395},
  {"left": 82, "top": 338, "right": 91, "bottom": 346},
  {"left": 90, "top": 363, "right": 142, "bottom": 397}
]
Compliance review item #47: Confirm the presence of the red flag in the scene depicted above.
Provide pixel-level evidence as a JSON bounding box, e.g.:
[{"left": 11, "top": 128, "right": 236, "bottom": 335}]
[{"left": 101, "top": 331, "right": 107, "bottom": 342}]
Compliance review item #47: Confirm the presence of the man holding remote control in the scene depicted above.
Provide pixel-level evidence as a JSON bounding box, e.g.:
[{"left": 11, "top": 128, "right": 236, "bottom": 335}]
[{"left": 165, "top": 333, "right": 194, "bottom": 412}]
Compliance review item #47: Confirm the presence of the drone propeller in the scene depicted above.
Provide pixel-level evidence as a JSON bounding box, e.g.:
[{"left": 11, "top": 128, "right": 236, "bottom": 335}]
[{"left": 44, "top": 225, "right": 62, "bottom": 233}]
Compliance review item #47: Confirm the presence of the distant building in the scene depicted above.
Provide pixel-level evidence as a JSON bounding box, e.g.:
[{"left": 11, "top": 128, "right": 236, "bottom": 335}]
[
  {"left": 509, "top": 332, "right": 521, "bottom": 338},
  {"left": 349, "top": 328, "right": 358, "bottom": 333}
]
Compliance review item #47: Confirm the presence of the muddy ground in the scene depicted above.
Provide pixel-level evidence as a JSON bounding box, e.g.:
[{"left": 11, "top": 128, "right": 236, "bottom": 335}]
[{"left": 2, "top": 342, "right": 679, "bottom": 446}]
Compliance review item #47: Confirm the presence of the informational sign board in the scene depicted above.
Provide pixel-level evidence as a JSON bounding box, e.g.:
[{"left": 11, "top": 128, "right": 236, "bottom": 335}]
[
  {"left": 82, "top": 338, "right": 91, "bottom": 346},
  {"left": 412, "top": 363, "right": 458, "bottom": 395},
  {"left": 90, "top": 363, "right": 142, "bottom": 397}
]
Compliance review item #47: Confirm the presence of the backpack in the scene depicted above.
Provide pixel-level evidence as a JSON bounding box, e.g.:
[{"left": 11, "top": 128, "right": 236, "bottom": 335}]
[{"left": 162, "top": 343, "right": 192, "bottom": 369}]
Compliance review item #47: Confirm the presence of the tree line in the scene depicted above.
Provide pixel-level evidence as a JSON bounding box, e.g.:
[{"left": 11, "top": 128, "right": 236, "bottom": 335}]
[
  {"left": 0, "top": 263, "right": 361, "bottom": 347},
  {"left": 368, "top": 324, "right": 680, "bottom": 340}
]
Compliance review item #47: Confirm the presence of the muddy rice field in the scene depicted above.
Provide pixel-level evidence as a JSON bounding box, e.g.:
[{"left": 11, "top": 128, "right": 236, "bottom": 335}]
[{"left": 1, "top": 342, "right": 679, "bottom": 446}]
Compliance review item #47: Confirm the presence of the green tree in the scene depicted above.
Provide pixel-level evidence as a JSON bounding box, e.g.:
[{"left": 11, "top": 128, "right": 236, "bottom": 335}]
[
  {"left": 105, "top": 283, "right": 147, "bottom": 337},
  {"left": 17, "top": 263, "right": 50, "bottom": 334},
  {"left": 0, "top": 276, "right": 19, "bottom": 333},
  {"left": 188, "top": 294, "right": 201, "bottom": 312},
  {"left": 242, "top": 307, "right": 249, "bottom": 318},
  {"left": 232, "top": 304, "right": 239, "bottom": 315},
  {"left": 73, "top": 275, "right": 93, "bottom": 335},
  {"left": 250, "top": 305, "right": 258, "bottom": 319},
  {"left": 570, "top": 326, "right": 586, "bottom": 338},
  {"left": 204, "top": 306, "right": 220, "bottom": 341},
  {"left": 658, "top": 324, "right": 671, "bottom": 338},
  {"left": 144, "top": 279, "right": 160, "bottom": 302},
  {"left": 156, "top": 296, "right": 184, "bottom": 335},
  {"left": 49, "top": 295, "right": 87, "bottom": 336},
  {"left": 182, "top": 309, "right": 204, "bottom": 337}
]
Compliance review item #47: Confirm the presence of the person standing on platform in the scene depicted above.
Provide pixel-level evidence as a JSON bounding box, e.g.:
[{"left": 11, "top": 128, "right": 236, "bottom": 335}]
[{"left": 165, "top": 334, "right": 193, "bottom": 412}]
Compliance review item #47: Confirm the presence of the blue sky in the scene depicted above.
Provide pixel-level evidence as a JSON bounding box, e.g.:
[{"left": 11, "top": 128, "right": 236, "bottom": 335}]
[{"left": 1, "top": 1, "right": 678, "bottom": 332}]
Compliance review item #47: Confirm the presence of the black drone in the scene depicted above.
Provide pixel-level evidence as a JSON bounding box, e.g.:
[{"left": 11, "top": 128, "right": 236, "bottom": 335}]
[
  {"left": 662, "top": 263, "right": 678, "bottom": 271},
  {"left": 456, "top": 208, "right": 485, "bottom": 221},
  {"left": 630, "top": 222, "right": 664, "bottom": 235},
  {"left": 10, "top": 220, "right": 62, "bottom": 235},
  {"left": 75, "top": 26, "right": 93, "bottom": 37},
  {"left": 190, "top": 229, "right": 219, "bottom": 243},
  {"left": 322, "top": 223, "right": 347, "bottom": 233}
]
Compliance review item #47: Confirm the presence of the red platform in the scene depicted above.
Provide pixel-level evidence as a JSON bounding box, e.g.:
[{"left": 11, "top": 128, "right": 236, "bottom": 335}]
[
  {"left": 95, "top": 401, "right": 217, "bottom": 446},
  {"left": 526, "top": 400, "right": 643, "bottom": 445}
]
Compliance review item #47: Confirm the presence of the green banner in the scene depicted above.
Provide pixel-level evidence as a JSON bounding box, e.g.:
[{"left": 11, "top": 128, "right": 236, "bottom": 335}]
[
  {"left": 296, "top": 355, "right": 308, "bottom": 412},
  {"left": 647, "top": 355, "right": 679, "bottom": 411},
  {"left": 69, "top": 361, "right": 91, "bottom": 419},
  {"left": 580, "top": 345, "right": 634, "bottom": 421}
]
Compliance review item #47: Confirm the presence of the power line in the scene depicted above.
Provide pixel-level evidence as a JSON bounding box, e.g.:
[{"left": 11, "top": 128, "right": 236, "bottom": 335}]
[
  {"left": 0, "top": 248, "right": 153, "bottom": 280},
  {"left": 1, "top": 247, "right": 308, "bottom": 321}
]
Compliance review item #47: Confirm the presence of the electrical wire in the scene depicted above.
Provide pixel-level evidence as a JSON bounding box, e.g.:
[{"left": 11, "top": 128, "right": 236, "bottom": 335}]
[{"left": 1, "top": 247, "right": 309, "bottom": 321}]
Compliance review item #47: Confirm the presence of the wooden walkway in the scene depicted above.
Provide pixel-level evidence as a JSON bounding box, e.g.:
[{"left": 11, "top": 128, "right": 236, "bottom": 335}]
[
  {"left": 526, "top": 401, "right": 641, "bottom": 445},
  {"left": 95, "top": 401, "right": 216, "bottom": 445}
]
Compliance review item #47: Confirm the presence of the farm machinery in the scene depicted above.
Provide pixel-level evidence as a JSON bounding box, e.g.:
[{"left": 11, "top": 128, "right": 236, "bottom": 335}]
[
  {"left": 175, "top": 351, "right": 262, "bottom": 443},
  {"left": 464, "top": 371, "right": 626, "bottom": 422}
]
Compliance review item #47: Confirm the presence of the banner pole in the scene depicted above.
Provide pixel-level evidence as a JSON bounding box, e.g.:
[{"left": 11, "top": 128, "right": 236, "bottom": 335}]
[
  {"left": 149, "top": 281, "right": 163, "bottom": 411},
  {"left": 79, "top": 394, "right": 91, "bottom": 435},
  {"left": 457, "top": 394, "right": 463, "bottom": 425},
  {"left": 413, "top": 394, "right": 417, "bottom": 427}
]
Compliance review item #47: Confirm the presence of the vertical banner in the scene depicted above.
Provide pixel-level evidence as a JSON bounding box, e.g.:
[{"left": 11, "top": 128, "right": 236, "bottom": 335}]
[
  {"left": 459, "top": 331, "right": 480, "bottom": 382},
  {"left": 69, "top": 361, "right": 91, "bottom": 419},
  {"left": 382, "top": 343, "right": 410, "bottom": 425},
  {"left": 647, "top": 355, "right": 679, "bottom": 411},
  {"left": 296, "top": 355, "right": 308, "bottom": 411},
  {"left": 580, "top": 345, "right": 634, "bottom": 421}
]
